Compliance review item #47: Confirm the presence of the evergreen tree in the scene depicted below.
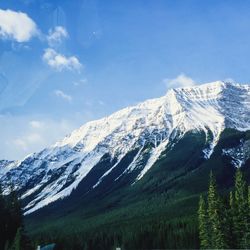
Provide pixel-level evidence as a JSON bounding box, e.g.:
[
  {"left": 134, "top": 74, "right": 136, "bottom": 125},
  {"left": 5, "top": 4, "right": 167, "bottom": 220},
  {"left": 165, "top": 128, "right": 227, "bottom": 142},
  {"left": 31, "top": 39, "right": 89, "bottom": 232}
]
[
  {"left": 234, "top": 169, "right": 248, "bottom": 248},
  {"left": 198, "top": 171, "right": 250, "bottom": 249},
  {"left": 0, "top": 182, "right": 32, "bottom": 250},
  {"left": 0, "top": 184, "right": 7, "bottom": 250},
  {"left": 5, "top": 184, "right": 22, "bottom": 246},
  {"left": 9, "top": 228, "right": 21, "bottom": 250},
  {"left": 248, "top": 186, "right": 250, "bottom": 208},
  {"left": 198, "top": 195, "right": 210, "bottom": 249},
  {"left": 228, "top": 190, "right": 237, "bottom": 248},
  {"left": 244, "top": 186, "right": 250, "bottom": 248},
  {"left": 207, "top": 172, "right": 227, "bottom": 249},
  {"left": 229, "top": 191, "right": 235, "bottom": 216},
  {"left": 4, "top": 241, "right": 10, "bottom": 250}
]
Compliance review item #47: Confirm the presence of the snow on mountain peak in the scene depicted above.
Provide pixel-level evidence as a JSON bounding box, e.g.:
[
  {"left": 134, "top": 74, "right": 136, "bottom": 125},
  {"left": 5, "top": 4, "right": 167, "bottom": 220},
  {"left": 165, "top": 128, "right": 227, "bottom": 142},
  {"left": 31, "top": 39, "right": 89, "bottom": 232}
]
[
  {"left": 0, "top": 81, "right": 249, "bottom": 214},
  {"left": 55, "top": 80, "right": 249, "bottom": 149}
]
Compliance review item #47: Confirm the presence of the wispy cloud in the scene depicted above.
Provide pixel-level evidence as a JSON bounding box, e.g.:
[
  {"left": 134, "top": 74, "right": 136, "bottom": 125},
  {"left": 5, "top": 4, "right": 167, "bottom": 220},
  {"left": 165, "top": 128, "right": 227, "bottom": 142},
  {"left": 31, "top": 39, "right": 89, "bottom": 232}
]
[
  {"left": 43, "top": 48, "right": 82, "bottom": 71},
  {"left": 98, "top": 100, "right": 105, "bottom": 106},
  {"left": 73, "top": 78, "right": 88, "bottom": 86},
  {"left": 13, "top": 133, "right": 43, "bottom": 151},
  {"left": 54, "top": 89, "right": 72, "bottom": 102},
  {"left": 163, "top": 73, "right": 196, "bottom": 89},
  {"left": 0, "top": 9, "right": 38, "bottom": 42},
  {"left": 47, "top": 26, "right": 68, "bottom": 47},
  {"left": 1, "top": 115, "right": 78, "bottom": 159},
  {"left": 29, "top": 120, "right": 44, "bottom": 129}
]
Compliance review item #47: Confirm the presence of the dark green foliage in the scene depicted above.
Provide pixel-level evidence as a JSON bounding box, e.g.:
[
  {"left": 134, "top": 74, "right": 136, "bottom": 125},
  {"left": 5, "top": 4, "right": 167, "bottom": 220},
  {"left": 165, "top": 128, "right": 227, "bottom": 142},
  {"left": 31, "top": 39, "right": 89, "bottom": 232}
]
[
  {"left": 0, "top": 184, "right": 32, "bottom": 250},
  {"left": 33, "top": 218, "right": 198, "bottom": 250},
  {"left": 198, "top": 195, "right": 210, "bottom": 248},
  {"left": 247, "top": 186, "right": 250, "bottom": 247},
  {"left": 248, "top": 186, "right": 250, "bottom": 207},
  {"left": 228, "top": 191, "right": 237, "bottom": 248},
  {"left": 234, "top": 170, "right": 249, "bottom": 248},
  {"left": 198, "top": 170, "right": 250, "bottom": 249},
  {"left": 207, "top": 172, "right": 227, "bottom": 249},
  {"left": 22, "top": 128, "right": 250, "bottom": 249},
  {"left": 9, "top": 228, "right": 21, "bottom": 250}
]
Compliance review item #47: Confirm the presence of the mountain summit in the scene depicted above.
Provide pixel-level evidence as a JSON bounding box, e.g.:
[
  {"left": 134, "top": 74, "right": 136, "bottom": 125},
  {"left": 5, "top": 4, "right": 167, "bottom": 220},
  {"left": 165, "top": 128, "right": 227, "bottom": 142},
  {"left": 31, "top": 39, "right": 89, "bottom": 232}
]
[{"left": 0, "top": 81, "right": 250, "bottom": 215}]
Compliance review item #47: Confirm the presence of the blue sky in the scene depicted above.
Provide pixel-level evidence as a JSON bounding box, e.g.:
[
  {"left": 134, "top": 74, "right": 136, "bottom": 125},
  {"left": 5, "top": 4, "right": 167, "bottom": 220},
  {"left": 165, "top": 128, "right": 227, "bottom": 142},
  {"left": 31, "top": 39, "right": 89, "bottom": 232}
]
[{"left": 0, "top": 0, "right": 250, "bottom": 159}]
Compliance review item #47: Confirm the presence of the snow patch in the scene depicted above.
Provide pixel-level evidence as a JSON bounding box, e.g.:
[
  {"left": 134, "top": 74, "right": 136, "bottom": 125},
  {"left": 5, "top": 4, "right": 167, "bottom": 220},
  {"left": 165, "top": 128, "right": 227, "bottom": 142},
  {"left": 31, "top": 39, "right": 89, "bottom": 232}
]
[{"left": 0, "top": 81, "right": 249, "bottom": 214}]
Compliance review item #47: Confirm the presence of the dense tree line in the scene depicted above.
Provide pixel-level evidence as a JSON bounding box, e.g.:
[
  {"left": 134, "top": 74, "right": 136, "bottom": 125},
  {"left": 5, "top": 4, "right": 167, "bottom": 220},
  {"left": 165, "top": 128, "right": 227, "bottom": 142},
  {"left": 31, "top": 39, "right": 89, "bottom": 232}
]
[
  {"left": 0, "top": 184, "right": 32, "bottom": 250},
  {"left": 198, "top": 170, "right": 250, "bottom": 249},
  {"left": 47, "top": 219, "right": 198, "bottom": 250}
]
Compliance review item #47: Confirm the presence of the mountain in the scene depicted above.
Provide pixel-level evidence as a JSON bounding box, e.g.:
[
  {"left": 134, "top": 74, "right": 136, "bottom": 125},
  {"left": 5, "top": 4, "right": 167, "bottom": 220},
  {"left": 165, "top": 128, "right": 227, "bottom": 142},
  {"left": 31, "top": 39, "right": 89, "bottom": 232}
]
[{"left": 0, "top": 81, "right": 250, "bottom": 218}]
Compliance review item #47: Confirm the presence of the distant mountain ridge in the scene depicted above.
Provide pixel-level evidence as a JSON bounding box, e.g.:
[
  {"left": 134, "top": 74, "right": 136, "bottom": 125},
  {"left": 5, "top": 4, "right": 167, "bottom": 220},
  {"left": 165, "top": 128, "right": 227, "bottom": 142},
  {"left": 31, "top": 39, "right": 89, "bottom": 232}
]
[{"left": 0, "top": 81, "right": 249, "bottom": 215}]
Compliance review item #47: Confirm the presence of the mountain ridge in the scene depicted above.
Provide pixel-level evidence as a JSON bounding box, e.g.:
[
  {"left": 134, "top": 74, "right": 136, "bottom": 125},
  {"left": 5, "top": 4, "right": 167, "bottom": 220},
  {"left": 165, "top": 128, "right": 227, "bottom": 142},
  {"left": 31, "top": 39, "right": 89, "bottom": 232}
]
[{"left": 0, "top": 81, "right": 249, "bottom": 215}]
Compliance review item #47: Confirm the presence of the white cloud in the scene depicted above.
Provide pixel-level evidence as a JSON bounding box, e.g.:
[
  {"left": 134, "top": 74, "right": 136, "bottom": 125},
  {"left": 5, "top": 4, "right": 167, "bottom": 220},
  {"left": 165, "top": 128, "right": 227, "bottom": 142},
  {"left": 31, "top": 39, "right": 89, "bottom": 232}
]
[
  {"left": 13, "top": 133, "right": 43, "bottom": 151},
  {"left": 47, "top": 26, "right": 68, "bottom": 47},
  {"left": 54, "top": 89, "right": 72, "bottom": 102},
  {"left": 29, "top": 120, "right": 44, "bottom": 129},
  {"left": 43, "top": 48, "right": 82, "bottom": 71},
  {"left": 0, "top": 9, "right": 37, "bottom": 42},
  {"left": 163, "top": 73, "right": 196, "bottom": 89},
  {"left": 73, "top": 78, "right": 88, "bottom": 86},
  {"left": 13, "top": 138, "right": 28, "bottom": 151},
  {"left": 1, "top": 115, "right": 78, "bottom": 159},
  {"left": 98, "top": 100, "right": 105, "bottom": 106}
]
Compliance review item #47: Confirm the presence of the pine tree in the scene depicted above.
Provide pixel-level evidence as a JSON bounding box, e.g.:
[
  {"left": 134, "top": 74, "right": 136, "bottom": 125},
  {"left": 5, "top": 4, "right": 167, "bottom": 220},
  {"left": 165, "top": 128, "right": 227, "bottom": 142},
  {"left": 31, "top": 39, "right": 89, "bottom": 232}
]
[
  {"left": 4, "top": 241, "right": 10, "bottom": 250},
  {"left": 0, "top": 182, "right": 33, "bottom": 250},
  {"left": 228, "top": 190, "right": 237, "bottom": 248},
  {"left": 234, "top": 169, "right": 248, "bottom": 248},
  {"left": 0, "top": 184, "right": 7, "bottom": 249},
  {"left": 229, "top": 191, "right": 235, "bottom": 214},
  {"left": 198, "top": 195, "right": 210, "bottom": 249},
  {"left": 9, "top": 228, "right": 21, "bottom": 250},
  {"left": 248, "top": 186, "right": 250, "bottom": 208},
  {"left": 207, "top": 172, "right": 227, "bottom": 249},
  {"left": 4, "top": 185, "right": 21, "bottom": 246},
  {"left": 198, "top": 171, "right": 250, "bottom": 249},
  {"left": 244, "top": 186, "right": 250, "bottom": 248}
]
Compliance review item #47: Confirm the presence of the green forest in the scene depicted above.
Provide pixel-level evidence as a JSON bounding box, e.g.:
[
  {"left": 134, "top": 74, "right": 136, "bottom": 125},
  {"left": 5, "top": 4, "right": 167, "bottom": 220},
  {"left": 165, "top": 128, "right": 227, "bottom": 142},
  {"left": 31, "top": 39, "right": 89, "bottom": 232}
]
[
  {"left": 1, "top": 169, "right": 250, "bottom": 249},
  {"left": 0, "top": 185, "right": 32, "bottom": 250},
  {"left": 198, "top": 170, "right": 250, "bottom": 249}
]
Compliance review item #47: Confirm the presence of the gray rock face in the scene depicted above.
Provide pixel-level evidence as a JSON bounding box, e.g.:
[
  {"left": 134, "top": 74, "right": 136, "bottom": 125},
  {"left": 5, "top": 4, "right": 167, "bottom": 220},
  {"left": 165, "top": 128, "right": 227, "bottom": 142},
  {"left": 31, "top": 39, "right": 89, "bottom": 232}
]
[{"left": 0, "top": 81, "right": 249, "bottom": 214}]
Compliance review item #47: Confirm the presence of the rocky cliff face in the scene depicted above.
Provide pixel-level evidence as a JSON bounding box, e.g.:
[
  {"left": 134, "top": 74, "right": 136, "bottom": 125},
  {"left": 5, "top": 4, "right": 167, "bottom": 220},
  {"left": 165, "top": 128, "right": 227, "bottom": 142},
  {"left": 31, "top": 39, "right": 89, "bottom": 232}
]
[{"left": 0, "top": 81, "right": 249, "bottom": 214}]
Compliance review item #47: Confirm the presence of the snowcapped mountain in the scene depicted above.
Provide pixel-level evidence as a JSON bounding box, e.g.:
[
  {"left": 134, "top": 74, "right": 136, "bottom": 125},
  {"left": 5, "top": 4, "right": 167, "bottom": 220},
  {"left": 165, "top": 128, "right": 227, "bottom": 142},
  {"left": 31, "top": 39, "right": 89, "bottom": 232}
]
[{"left": 0, "top": 81, "right": 249, "bottom": 215}]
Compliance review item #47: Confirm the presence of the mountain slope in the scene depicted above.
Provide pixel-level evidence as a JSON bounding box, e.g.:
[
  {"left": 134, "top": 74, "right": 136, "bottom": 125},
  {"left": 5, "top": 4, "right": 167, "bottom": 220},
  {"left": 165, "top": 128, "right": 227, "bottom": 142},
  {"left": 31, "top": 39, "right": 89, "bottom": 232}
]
[
  {"left": 25, "top": 128, "right": 250, "bottom": 250},
  {"left": 0, "top": 81, "right": 249, "bottom": 215}
]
